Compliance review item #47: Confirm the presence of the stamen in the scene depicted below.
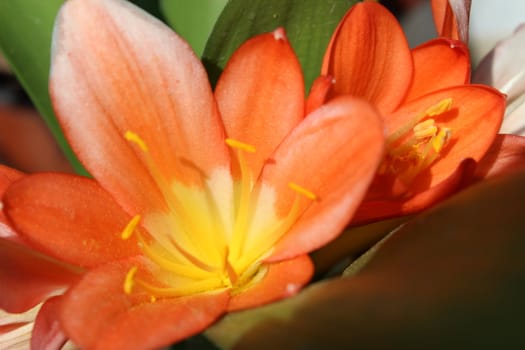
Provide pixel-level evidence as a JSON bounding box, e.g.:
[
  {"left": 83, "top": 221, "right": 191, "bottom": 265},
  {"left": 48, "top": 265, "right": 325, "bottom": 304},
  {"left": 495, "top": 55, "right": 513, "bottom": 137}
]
[
  {"left": 137, "top": 234, "right": 213, "bottom": 279},
  {"left": 225, "top": 138, "right": 256, "bottom": 153},
  {"left": 425, "top": 98, "right": 453, "bottom": 116},
  {"left": 387, "top": 98, "right": 453, "bottom": 145},
  {"left": 244, "top": 183, "right": 317, "bottom": 262},
  {"left": 413, "top": 119, "right": 437, "bottom": 139},
  {"left": 432, "top": 127, "right": 452, "bottom": 153},
  {"left": 223, "top": 247, "right": 238, "bottom": 286},
  {"left": 124, "top": 131, "right": 148, "bottom": 152},
  {"left": 237, "top": 194, "right": 303, "bottom": 271},
  {"left": 134, "top": 277, "right": 225, "bottom": 297},
  {"left": 123, "top": 266, "right": 138, "bottom": 294},
  {"left": 288, "top": 182, "right": 317, "bottom": 200},
  {"left": 226, "top": 138, "right": 256, "bottom": 261},
  {"left": 150, "top": 295, "right": 157, "bottom": 303},
  {"left": 121, "top": 215, "right": 141, "bottom": 240},
  {"left": 169, "top": 237, "right": 219, "bottom": 273}
]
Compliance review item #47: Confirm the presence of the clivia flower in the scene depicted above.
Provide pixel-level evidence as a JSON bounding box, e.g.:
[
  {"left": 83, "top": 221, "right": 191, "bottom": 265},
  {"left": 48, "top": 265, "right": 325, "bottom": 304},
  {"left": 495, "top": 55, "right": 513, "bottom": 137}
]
[
  {"left": 1, "top": 0, "right": 384, "bottom": 348},
  {"left": 316, "top": 1, "right": 505, "bottom": 223}
]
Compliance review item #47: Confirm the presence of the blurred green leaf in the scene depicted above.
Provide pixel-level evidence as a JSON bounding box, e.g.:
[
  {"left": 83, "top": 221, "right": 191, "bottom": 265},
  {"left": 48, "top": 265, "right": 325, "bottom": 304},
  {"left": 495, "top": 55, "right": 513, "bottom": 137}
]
[
  {"left": 0, "top": 0, "right": 88, "bottom": 175},
  {"left": 203, "top": 0, "right": 358, "bottom": 91},
  {"left": 130, "top": 0, "right": 163, "bottom": 20},
  {"left": 207, "top": 170, "right": 525, "bottom": 348},
  {"left": 160, "top": 0, "right": 227, "bottom": 57}
]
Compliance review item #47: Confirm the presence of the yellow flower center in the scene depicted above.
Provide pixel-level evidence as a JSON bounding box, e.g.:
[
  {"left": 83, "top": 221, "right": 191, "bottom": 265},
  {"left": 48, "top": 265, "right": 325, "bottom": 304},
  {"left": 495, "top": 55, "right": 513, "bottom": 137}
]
[
  {"left": 120, "top": 133, "right": 315, "bottom": 300},
  {"left": 378, "top": 98, "right": 454, "bottom": 186}
]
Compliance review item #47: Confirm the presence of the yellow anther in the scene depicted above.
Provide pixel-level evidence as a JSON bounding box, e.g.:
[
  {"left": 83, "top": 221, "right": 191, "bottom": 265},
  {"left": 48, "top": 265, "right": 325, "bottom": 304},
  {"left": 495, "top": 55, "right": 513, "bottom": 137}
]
[
  {"left": 150, "top": 295, "right": 157, "bottom": 303},
  {"left": 121, "top": 215, "right": 141, "bottom": 240},
  {"left": 123, "top": 266, "right": 138, "bottom": 294},
  {"left": 432, "top": 128, "right": 452, "bottom": 152},
  {"left": 124, "top": 131, "right": 148, "bottom": 152},
  {"left": 288, "top": 182, "right": 317, "bottom": 200},
  {"left": 225, "top": 138, "right": 256, "bottom": 153},
  {"left": 413, "top": 119, "right": 437, "bottom": 139},
  {"left": 424, "top": 98, "right": 453, "bottom": 117}
]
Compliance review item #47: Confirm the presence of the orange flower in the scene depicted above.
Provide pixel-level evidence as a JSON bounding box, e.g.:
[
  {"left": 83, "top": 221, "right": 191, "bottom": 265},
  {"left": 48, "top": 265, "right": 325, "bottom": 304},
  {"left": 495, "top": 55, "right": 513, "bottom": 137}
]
[
  {"left": 317, "top": 2, "right": 505, "bottom": 223},
  {"left": 2, "top": 0, "right": 384, "bottom": 348}
]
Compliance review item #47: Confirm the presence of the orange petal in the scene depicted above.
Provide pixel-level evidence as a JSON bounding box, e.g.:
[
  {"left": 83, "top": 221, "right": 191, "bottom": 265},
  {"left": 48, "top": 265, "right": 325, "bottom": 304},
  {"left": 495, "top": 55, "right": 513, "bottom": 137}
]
[
  {"left": 31, "top": 296, "right": 68, "bottom": 350},
  {"left": 305, "top": 75, "right": 334, "bottom": 116},
  {"left": 469, "top": 134, "right": 525, "bottom": 183},
  {"left": 0, "top": 165, "right": 23, "bottom": 242},
  {"left": 431, "top": 0, "right": 471, "bottom": 42},
  {"left": 431, "top": 0, "right": 459, "bottom": 40},
  {"left": 215, "top": 28, "right": 304, "bottom": 178},
  {"left": 60, "top": 258, "right": 229, "bottom": 350},
  {"left": 405, "top": 38, "right": 470, "bottom": 102},
  {"left": 50, "top": 0, "right": 229, "bottom": 215},
  {"left": 0, "top": 237, "right": 81, "bottom": 313},
  {"left": 321, "top": 2, "right": 413, "bottom": 114},
  {"left": 261, "top": 96, "right": 384, "bottom": 262},
  {"left": 3, "top": 173, "right": 140, "bottom": 267},
  {"left": 228, "top": 255, "right": 313, "bottom": 312}
]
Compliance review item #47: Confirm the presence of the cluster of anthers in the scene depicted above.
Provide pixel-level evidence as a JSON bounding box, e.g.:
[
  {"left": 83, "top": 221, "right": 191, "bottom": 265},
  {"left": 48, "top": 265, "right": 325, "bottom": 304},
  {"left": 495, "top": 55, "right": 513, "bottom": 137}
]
[{"left": 379, "top": 98, "right": 454, "bottom": 185}]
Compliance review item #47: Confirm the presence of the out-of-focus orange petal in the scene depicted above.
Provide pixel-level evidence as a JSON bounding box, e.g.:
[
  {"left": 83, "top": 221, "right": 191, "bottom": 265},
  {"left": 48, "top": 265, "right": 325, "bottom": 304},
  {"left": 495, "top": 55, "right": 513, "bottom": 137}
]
[
  {"left": 3, "top": 173, "right": 140, "bottom": 267},
  {"left": 215, "top": 28, "right": 304, "bottom": 178},
  {"left": 31, "top": 296, "right": 68, "bottom": 350},
  {"left": 260, "top": 97, "right": 384, "bottom": 262},
  {"left": 431, "top": 0, "right": 471, "bottom": 42},
  {"left": 322, "top": 2, "right": 413, "bottom": 114},
  {"left": 405, "top": 38, "right": 470, "bottom": 102},
  {"left": 60, "top": 258, "right": 229, "bottom": 350},
  {"left": 228, "top": 255, "right": 313, "bottom": 312},
  {"left": 305, "top": 75, "right": 333, "bottom": 116},
  {"left": 50, "top": 0, "right": 229, "bottom": 216},
  {"left": 432, "top": 0, "right": 459, "bottom": 40},
  {"left": 0, "top": 165, "right": 23, "bottom": 242},
  {"left": 0, "top": 237, "right": 81, "bottom": 313}
]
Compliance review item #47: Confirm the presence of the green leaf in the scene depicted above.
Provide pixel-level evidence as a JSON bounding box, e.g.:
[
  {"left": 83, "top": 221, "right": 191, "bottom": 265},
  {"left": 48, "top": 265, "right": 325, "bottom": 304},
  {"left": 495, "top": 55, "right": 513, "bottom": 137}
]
[
  {"left": 0, "top": 0, "right": 87, "bottom": 175},
  {"left": 207, "top": 170, "right": 525, "bottom": 348},
  {"left": 160, "top": 0, "right": 227, "bottom": 57},
  {"left": 203, "top": 0, "right": 358, "bottom": 91},
  {"left": 130, "top": 0, "right": 163, "bottom": 20}
]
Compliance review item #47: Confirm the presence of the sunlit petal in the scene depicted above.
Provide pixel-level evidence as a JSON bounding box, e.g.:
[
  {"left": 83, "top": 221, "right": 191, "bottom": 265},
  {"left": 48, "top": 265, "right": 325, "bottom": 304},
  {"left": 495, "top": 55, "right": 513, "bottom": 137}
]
[
  {"left": 262, "top": 97, "right": 384, "bottom": 261},
  {"left": 51, "top": 0, "right": 229, "bottom": 215},
  {"left": 216, "top": 28, "right": 304, "bottom": 178}
]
